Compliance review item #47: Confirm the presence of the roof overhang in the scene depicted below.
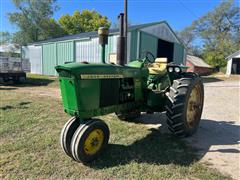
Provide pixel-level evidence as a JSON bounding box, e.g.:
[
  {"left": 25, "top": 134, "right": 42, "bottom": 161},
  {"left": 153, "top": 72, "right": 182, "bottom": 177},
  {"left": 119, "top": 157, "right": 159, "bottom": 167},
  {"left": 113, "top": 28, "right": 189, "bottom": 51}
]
[
  {"left": 27, "top": 21, "right": 182, "bottom": 47},
  {"left": 225, "top": 50, "right": 240, "bottom": 60}
]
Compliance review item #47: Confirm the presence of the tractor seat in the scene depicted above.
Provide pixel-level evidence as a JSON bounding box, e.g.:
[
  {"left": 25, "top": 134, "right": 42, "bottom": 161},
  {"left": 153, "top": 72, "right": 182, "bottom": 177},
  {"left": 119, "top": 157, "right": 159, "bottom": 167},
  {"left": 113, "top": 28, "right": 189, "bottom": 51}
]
[{"left": 148, "top": 58, "right": 168, "bottom": 75}]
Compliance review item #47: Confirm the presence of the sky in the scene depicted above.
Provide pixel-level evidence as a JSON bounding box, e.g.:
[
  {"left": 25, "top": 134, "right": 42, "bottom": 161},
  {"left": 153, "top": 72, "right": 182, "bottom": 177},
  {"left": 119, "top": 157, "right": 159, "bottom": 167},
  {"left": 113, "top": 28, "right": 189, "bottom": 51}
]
[{"left": 0, "top": 0, "right": 233, "bottom": 33}]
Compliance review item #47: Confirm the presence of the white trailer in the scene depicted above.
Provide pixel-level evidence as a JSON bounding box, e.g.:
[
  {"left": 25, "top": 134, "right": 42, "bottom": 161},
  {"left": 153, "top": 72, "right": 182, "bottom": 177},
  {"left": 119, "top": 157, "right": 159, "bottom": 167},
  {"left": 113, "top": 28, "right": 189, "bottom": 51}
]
[{"left": 0, "top": 57, "right": 30, "bottom": 83}]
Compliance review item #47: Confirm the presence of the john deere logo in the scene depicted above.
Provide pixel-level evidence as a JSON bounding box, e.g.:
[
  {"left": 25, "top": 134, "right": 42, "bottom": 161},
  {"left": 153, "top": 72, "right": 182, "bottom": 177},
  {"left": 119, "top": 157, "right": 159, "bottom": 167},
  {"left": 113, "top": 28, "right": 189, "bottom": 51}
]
[{"left": 81, "top": 74, "right": 124, "bottom": 79}]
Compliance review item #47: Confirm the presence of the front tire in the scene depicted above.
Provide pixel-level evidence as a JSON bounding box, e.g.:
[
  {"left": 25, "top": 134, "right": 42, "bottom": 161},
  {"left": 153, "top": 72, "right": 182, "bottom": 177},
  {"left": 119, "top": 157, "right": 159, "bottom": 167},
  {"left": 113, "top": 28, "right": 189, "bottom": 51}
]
[
  {"left": 70, "top": 119, "right": 109, "bottom": 163},
  {"left": 165, "top": 73, "right": 204, "bottom": 137},
  {"left": 60, "top": 117, "right": 80, "bottom": 158}
]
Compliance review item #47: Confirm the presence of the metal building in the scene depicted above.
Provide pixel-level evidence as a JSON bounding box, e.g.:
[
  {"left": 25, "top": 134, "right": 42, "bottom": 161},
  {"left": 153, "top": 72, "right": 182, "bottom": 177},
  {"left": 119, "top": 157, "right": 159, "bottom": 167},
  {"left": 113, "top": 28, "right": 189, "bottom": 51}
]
[
  {"left": 22, "top": 21, "right": 186, "bottom": 76},
  {"left": 225, "top": 50, "right": 240, "bottom": 75},
  {"left": 186, "top": 55, "right": 213, "bottom": 75}
]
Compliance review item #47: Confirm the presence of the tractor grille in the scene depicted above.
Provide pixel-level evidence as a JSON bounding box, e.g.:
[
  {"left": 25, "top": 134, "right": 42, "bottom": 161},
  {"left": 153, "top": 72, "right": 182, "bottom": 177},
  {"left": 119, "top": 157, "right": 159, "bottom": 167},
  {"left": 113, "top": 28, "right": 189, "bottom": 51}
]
[{"left": 100, "top": 79, "right": 119, "bottom": 107}]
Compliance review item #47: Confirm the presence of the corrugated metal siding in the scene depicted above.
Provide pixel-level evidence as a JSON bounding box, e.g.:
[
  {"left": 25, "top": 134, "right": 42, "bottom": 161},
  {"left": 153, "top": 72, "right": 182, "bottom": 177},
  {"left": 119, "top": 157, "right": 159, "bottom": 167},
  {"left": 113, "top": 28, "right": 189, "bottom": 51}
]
[
  {"left": 30, "top": 22, "right": 185, "bottom": 75},
  {"left": 173, "top": 43, "right": 184, "bottom": 65},
  {"left": 57, "top": 41, "right": 74, "bottom": 65},
  {"left": 105, "top": 33, "right": 131, "bottom": 62},
  {"left": 139, "top": 32, "right": 158, "bottom": 59},
  {"left": 129, "top": 30, "right": 138, "bottom": 61},
  {"left": 105, "top": 35, "right": 118, "bottom": 62},
  {"left": 29, "top": 45, "right": 42, "bottom": 74},
  {"left": 183, "top": 49, "right": 187, "bottom": 65},
  {"left": 42, "top": 43, "right": 57, "bottom": 76},
  {"left": 21, "top": 46, "right": 30, "bottom": 59},
  {"left": 75, "top": 35, "right": 119, "bottom": 63},
  {"left": 75, "top": 38, "right": 100, "bottom": 63}
]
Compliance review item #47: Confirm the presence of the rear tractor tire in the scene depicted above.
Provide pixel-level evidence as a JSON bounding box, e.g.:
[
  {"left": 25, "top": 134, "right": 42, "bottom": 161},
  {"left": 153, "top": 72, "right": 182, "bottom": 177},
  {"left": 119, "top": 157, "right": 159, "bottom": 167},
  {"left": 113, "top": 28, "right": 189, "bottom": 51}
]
[{"left": 165, "top": 73, "right": 204, "bottom": 137}]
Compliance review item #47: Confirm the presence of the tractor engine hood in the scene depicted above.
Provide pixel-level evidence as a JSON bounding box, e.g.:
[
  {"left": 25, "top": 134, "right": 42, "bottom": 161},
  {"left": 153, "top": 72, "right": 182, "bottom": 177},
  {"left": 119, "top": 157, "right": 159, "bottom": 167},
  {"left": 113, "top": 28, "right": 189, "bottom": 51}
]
[
  {"left": 55, "top": 61, "right": 148, "bottom": 118},
  {"left": 55, "top": 62, "right": 147, "bottom": 78}
]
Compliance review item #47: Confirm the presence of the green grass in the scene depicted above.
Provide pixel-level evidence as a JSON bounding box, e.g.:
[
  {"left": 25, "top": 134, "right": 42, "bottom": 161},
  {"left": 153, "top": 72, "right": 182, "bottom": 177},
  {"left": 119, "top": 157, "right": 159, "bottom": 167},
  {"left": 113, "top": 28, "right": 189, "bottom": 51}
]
[
  {"left": 25, "top": 73, "right": 59, "bottom": 88},
  {"left": 0, "top": 86, "right": 228, "bottom": 179}
]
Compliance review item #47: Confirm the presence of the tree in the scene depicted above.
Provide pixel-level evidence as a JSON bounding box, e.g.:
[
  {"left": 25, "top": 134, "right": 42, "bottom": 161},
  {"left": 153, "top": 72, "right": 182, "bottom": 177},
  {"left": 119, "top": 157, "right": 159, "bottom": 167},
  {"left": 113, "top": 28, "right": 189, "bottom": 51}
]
[
  {"left": 8, "top": 0, "right": 64, "bottom": 45},
  {"left": 59, "top": 10, "right": 111, "bottom": 34},
  {"left": 176, "top": 27, "right": 195, "bottom": 53},
  {"left": 176, "top": 28, "right": 204, "bottom": 58},
  {"left": 178, "top": 0, "right": 239, "bottom": 68},
  {"left": 39, "top": 18, "right": 66, "bottom": 40},
  {"left": 0, "top": 31, "right": 12, "bottom": 44},
  {"left": 194, "top": 0, "right": 239, "bottom": 68}
]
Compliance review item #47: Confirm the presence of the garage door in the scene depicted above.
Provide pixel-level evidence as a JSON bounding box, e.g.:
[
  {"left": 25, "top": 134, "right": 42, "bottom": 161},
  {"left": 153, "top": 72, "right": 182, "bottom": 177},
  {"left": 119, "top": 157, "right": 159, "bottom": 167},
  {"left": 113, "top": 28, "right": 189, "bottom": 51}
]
[{"left": 232, "top": 58, "right": 240, "bottom": 74}]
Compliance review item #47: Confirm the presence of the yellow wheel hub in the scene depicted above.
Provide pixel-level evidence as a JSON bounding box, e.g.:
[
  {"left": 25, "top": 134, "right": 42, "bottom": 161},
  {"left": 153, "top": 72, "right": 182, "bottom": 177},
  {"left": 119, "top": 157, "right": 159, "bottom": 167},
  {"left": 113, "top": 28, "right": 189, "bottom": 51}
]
[
  {"left": 187, "top": 84, "right": 202, "bottom": 127},
  {"left": 84, "top": 129, "right": 104, "bottom": 155}
]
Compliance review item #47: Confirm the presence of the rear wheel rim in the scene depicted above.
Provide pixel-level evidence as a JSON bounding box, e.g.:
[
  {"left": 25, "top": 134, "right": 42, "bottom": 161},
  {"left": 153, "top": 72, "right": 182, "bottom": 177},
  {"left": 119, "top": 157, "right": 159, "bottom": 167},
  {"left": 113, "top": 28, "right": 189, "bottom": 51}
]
[{"left": 186, "top": 84, "right": 203, "bottom": 128}]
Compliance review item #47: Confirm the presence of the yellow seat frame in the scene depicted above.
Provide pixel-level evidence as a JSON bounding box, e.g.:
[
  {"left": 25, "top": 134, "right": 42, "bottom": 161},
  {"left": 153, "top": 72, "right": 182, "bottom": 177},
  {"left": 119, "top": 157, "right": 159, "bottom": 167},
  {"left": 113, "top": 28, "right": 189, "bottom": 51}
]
[{"left": 148, "top": 58, "right": 168, "bottom": 75}]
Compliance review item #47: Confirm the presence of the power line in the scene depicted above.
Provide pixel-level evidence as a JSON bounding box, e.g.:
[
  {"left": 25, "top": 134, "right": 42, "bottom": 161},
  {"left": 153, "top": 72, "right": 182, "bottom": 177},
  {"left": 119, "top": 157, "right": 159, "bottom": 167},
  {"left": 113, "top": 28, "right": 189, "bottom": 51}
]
[{"left": 178, "top": 0, "right": 199, "bottom": 19}]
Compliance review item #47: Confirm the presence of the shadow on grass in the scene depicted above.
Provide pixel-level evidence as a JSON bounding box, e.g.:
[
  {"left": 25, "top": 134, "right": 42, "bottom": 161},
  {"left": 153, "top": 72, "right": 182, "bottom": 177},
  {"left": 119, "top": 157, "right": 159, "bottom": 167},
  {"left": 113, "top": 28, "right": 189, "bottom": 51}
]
[
  {"left": 91, "top": 129, "right": 197, "bottom": 169},
  {"left": 0, "top": 101, "right": 32, "bottom": 110},
  {"left": 0, "top": 77, "right": 57, "bottom": 88},
  {"left": 0, "top": 87, "right": 18, "bottom": 90},
  {"left": 23, "top": 77, "right": 56, "bottom": 86},
  {"left": 90, "top": 114, "right": 240, "bottom": 169}
]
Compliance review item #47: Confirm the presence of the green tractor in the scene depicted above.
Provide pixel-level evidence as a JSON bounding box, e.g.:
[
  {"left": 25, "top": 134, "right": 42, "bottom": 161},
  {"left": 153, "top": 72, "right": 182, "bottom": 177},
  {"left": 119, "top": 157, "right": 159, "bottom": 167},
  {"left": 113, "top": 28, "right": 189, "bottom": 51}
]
[{"left": 55, "top": 1, "right": 204, "bottom": 163}]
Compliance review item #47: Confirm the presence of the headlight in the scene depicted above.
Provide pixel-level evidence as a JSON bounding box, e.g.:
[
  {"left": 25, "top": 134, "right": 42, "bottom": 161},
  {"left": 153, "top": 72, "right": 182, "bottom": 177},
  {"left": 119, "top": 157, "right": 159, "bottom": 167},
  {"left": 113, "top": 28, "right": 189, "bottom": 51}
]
[
  {"left": 174, "top": 67, "right": 181, "bottom": 73},
  {"left": 168, "top": 67, "right": 174, "bottom": 72}
]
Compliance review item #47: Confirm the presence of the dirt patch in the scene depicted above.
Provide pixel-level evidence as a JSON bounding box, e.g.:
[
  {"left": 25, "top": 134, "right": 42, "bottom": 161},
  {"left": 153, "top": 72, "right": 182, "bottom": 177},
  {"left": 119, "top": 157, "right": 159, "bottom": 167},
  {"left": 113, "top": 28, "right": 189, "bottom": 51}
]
[{"left": 0, "top": 85, "right": 60, "bottom": 99}]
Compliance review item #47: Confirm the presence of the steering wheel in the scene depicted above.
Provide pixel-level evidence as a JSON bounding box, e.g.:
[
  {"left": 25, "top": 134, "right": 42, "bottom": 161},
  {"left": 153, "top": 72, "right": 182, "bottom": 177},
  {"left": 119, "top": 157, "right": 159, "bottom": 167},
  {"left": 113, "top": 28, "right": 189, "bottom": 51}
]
[{"left": 142, "top": 51, "right": 155, "bottom": 63}]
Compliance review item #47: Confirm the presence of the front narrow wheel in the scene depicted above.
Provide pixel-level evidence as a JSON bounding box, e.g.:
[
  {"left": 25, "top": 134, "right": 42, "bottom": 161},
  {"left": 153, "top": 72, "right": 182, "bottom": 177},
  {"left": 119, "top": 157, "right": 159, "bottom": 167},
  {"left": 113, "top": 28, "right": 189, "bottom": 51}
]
[
  {"left": 60, "top": 117, "right": 80, "bottom": 158},
  {"left": 165, "top": 73, "right": 204, "bottom": 137},
  {"left": 71, "top": 119, "right": 109, "bottom": 163}
]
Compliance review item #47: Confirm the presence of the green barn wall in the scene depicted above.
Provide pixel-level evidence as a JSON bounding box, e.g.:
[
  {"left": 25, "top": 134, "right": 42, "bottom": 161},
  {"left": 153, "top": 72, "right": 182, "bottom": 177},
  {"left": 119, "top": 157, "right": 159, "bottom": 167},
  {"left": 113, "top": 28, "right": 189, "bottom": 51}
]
[
  {"left": 42, "top": 41, "right": 75, "bottom": 75},
  {"left": 40, "top": 30, "right": 185, "bottom": 76},
  {"left": 57, "top": 41, "right": 74, "bottom": 65},
  {"left": 105, "top": 33, "right": 136, "bottom": 62},
  {"left": 130, "top": 30, "right": 138, "bottom": 61},
  {"left": 139, "top": 32, "right": 158, "bottom": 59},
  {"left": 173, "top": 43, "right": 184, "bottom": 65},
  {"left": 42, "top": 43, "right": 57, "bottom": 76},
  {"left": 105, "top": 35, "right": 117, "bottom": 61}
]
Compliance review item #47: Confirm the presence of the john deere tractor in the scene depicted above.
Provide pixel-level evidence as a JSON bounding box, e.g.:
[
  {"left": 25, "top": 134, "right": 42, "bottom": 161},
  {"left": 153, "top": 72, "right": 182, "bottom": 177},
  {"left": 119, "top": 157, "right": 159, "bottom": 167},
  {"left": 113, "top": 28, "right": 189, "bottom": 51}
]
[{"left": 55, "top": 0, "right": 204, "bottom": 163}]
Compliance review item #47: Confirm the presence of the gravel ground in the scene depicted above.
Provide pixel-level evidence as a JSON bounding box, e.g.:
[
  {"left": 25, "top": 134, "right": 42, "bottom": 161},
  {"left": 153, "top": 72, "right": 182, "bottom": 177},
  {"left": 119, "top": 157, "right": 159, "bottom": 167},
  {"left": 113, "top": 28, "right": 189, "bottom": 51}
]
[
  {"left": 186, "top": 79, "right": 240, "bottom": 179},
  {"left": 138, "top": 78, "right": 240, "bottom": 179}
]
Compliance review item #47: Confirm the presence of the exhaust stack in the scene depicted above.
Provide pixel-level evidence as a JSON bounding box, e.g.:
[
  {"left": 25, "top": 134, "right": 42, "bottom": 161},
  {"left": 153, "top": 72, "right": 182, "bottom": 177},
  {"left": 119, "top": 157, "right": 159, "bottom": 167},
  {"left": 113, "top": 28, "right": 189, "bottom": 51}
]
[
  {"left": 117, "top": 0, "right": 128, "bottom": 66},
  {"left": 98, "top": 27, "right": 109, "bottom": 63},
  {"left": 124, "top": 0, "right": 128, "bottom": 63}
]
